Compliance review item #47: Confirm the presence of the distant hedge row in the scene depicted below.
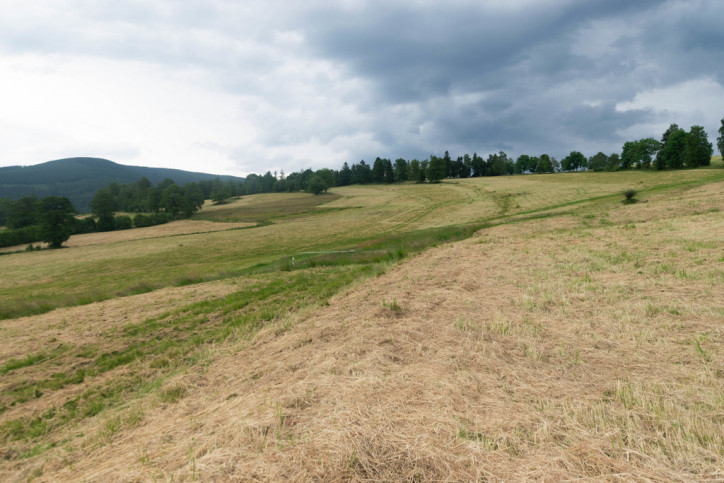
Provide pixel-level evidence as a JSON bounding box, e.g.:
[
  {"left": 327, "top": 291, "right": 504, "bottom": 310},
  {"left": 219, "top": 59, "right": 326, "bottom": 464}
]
[
  {"left": 0, "top": 212, "right": 173, "bottom": 249},
  {"left": 0, "top": 226, "right": 41, "bottom": 248}
]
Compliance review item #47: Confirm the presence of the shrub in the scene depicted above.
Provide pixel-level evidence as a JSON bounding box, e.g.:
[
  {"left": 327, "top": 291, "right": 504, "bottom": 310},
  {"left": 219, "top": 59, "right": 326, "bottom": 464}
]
[
  {"left": 623, "top": 189, "right": 638, "bottom": 204},
  {"left": 114, "top": 215, "right": 133, "bottom": 230},
  {"left": 133, "top": 214, "right": 151, "bottom": 228}
]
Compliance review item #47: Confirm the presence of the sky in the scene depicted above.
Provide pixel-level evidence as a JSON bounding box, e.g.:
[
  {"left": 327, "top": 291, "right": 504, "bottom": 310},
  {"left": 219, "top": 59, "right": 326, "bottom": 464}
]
[{"left": 1, "top": 0, "right": 723, "bottom": 177}]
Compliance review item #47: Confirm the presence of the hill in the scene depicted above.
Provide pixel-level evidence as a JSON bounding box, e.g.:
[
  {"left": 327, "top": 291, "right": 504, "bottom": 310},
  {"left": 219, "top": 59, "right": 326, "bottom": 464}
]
[
  {"left": 0, "top": 157, "right": 244, "bottom": 212},
  {"left": 1, "top": 167, "right": 723, "bottom": 480}
]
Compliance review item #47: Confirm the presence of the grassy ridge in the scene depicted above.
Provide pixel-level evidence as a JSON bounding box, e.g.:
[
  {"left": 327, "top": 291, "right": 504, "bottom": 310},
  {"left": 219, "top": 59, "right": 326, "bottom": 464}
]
[
  {"left": 2, "top": 168, "right": 723, "bottom": 321},
  {"left": 0, "top": 165, "right": 723, "bottom": 476}
]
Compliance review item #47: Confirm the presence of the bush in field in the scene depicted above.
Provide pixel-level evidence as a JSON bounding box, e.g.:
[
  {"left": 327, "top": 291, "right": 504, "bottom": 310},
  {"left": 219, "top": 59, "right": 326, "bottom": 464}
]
[
  {"left": 623, "top": 189, "right": 638, "bottom": 204},
  {"left": 133, "top": 214, "right": 151, "bottom": 228},
  {"left": 114, "top": 215, "right": 133, "bottom": 230},
  {"left": 151, "top": 213, "right": 172, "bottom": 225}
]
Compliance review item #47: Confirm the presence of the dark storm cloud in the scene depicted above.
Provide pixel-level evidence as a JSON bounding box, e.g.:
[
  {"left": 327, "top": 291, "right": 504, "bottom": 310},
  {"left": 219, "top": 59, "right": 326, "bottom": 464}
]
[
  {"left": 294, "top": 0, "right": 722, "bottom": 160},
  {"left": 2, "top": 0, "right": 723, "bottom": 174},
  {"left": 302, "top": 0, "right": 666, "bottom": 99}
]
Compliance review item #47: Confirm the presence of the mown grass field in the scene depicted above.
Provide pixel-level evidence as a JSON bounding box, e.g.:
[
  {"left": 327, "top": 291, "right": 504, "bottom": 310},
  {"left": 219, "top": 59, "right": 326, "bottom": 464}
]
[{"left": 1, "top": 164, "right": 723, "bottom": 480}]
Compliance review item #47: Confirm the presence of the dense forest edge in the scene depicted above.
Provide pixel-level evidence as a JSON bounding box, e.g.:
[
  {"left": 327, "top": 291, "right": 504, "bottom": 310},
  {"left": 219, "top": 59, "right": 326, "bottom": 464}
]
[{"left": 1, "top": 119, "right": 723, "bottom": 250}]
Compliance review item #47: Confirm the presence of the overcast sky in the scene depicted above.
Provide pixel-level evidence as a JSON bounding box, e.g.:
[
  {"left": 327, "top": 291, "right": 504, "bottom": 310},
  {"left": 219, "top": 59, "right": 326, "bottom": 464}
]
[{"left": 1, "top": 0, "right": 722, "bottom": 177}]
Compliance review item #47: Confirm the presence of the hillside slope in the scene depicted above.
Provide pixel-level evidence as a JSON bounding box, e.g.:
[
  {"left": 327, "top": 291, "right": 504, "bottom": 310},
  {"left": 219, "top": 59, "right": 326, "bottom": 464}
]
[
  {"left": 2, "top": 178, "right": 722, "bottom": 480},
  {"left": 0, "top": 157, "right": 243, "bottom": 212}
]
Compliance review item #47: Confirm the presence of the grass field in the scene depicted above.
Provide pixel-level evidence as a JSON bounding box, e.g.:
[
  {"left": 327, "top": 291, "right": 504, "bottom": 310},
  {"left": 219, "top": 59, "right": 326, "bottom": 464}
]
[{"left": 1, "top": 165, "right": 723, "bottom": 480}]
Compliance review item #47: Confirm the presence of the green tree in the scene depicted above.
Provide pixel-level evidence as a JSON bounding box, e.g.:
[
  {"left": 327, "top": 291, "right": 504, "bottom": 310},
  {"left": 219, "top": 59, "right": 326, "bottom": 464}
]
[
  {"left": 443, "top": 151, "right": 452, "bottom": 177},
  {"left": 91, "top": 188, "right": 115, "bottom": 231},
  {"left": 419, "top": 160, "right": 429, "bottom": 183},
  {"left": 606, "top": 153, "right": 621, "bottom": 171},
  {"left": 588, "top": 152, "right": 608, "bottom": 172},
  {"left": 7, "top": 195, "right": 39, "bottom": 229},
  {"left": 383, "top": 159, "right": 394, "bottom": 183},
  {"left": 655, "top": 124, "right": 686, "bottom": 169},
  {"left": 472, "top": 153, "right": 486, "bottom": 176},
  {"left": 537, "top": 154, "right": 554, "bottom": 173},
  {"left": 158, "top": 178, "right": 176, "bottom": 191},
  {"left": 183, "top": 182, "right": 206, "bottom": 212},
  {"left": 316, "top": 169, "right": 335, "bottom": 190},
  {"left": 427, "top": 155, "right": 446, "bottom": 183},
  {"left": 114, "top": 215, "right": 133, "bottom": 230},
  {"left": 409, "top": 159, "right": 421, "bottom": 183},
  {"left": 718, "top": 118, "right": 724, "bottom": 157},
  {"left": 462, "top": 154, "right": 472, "bottom": 178},
  {"left": 561, "top": 151, "right": 586, "bottom": 171},
  {"left": 685, "top": 125, "right": 713, "bottom": 167},
  {"left": 210, "top": 183, "right": 231, "bottom": 204},
  {"left": 38, "top": 196, "right": 76, "bottom": 248},
  {"left": 620, "top": 141, "right": 636, "bottom": 169},
  {"left": 146, "top": 187, "right": 162, "bottom": 212},
  {"left": 514, "top": 154, "right": 530, "bottom": 174},
  {"left": 372, "top": 157, "right": 386, "bottom": 183},
  {"left": 306, "top": 175, "right": 328, "bottom": 195},
  {"left": 161, "top": 184, "right": 185, "bottom": 217},
  {"left": 636, "top": 138, "right": 660, "bottom": 168},
  {"left": 339, "top": 162, "right": 352, "bottom": 186},
  {"left": 0, "top": 197, "right": 11, "bottom": 226},
  {"left": 488, "top": 152, "right": 510, "bottom": 176},
  {"left": 393, "top": 158, "right": 408, "bottom": 182}
]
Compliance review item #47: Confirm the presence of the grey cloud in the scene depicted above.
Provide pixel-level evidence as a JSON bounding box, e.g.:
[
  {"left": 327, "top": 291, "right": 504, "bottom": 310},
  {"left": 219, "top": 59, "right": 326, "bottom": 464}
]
[{"left": 2, "top": 0, "right": 723, "bottom": 174}]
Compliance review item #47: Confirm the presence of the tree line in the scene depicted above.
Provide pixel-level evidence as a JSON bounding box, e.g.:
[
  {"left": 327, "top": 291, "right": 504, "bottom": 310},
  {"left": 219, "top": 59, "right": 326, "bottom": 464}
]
[
  {"left": 0, "top": 177, "right": 210, "bottom": 249},
  {"left": 249, "top": 120, "right": 720, "bottom": 193},
  {"left": 2, "top": 119, "right": 722, "bottom": 250}
]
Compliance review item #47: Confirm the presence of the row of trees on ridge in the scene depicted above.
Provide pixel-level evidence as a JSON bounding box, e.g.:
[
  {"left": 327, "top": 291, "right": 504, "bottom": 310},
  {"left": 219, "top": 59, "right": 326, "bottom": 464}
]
[{"left": 2, "top": 119, "right": 722, "bottom": 249}]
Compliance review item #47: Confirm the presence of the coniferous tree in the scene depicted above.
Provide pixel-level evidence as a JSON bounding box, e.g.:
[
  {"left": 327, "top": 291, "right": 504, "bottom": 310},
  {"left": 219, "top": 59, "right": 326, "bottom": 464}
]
[{"left": 339, "top": 162, "right": 352, "bottom": 186}]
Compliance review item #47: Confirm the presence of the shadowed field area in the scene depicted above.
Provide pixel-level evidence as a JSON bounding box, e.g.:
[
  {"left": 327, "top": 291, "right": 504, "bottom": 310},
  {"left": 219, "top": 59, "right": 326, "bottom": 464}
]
[{"left": 1, "top": 167, "right": 723, "bottom": 480}]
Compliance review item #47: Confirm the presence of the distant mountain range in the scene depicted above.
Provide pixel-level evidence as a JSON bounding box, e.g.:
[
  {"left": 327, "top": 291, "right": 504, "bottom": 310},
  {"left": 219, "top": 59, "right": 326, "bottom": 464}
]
[{"left": 0, "top": 157, "right": 244, "bottom": 212}]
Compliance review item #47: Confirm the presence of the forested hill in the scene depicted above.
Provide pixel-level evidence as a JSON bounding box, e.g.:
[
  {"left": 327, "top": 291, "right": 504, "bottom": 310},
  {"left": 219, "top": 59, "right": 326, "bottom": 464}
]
[{"left": 0, "top": 157, "right": 244, "bottom": 212}]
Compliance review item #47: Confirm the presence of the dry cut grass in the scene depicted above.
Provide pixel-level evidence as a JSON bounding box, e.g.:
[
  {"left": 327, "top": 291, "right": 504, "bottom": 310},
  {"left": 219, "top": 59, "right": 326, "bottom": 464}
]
[
  {"left": 0, "top": 219, "right": 253, "bottom": 253},
  {"left": 4, "top": 178, "right": 722, "bottom": 481}
]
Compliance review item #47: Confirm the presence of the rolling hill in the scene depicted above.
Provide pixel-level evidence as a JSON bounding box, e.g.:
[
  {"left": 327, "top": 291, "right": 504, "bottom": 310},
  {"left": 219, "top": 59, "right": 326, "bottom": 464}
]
[
  {"left": 1, "top": 166, "right": 723, "bottom": 480},
  {"left": 0, "top": 157, "right": 244, "bottom": 212}
]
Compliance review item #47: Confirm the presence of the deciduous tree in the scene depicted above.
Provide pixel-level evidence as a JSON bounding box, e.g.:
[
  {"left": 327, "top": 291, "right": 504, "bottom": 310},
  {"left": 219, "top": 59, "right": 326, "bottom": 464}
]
[
  {"left": 38, "top": 196, "right": 76, "bottom": 248},
  {"left": 588, "top": 152, "right": 608, "bottom": 172},
  {"left": 91, "top": 189, "right": 115, "bottom": 231},
  {"left": 394, "top": 158, "right": 408, "bottom": 182},
  {"left": 306, "top": 175, "right": 328, "bottom": 195},
  {"left": 685, "top": 125, "right": 713, "bottom": 167},
  {"left": 427, "top": 155, "right": 446, "bottom": 183}
]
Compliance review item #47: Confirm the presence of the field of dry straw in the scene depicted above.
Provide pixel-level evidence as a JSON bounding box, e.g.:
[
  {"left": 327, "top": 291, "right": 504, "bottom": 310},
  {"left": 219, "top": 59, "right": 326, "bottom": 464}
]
[{"left": 1, "top": 167, "right": 723, "bottom": 480}]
